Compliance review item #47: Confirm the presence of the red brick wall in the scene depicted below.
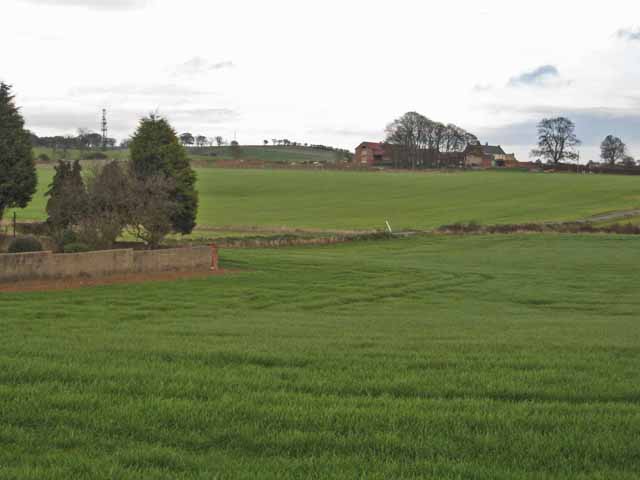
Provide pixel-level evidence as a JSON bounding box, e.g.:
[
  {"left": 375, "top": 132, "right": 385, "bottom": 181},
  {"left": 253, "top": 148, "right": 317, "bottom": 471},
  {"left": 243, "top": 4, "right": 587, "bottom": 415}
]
[{"left": 354, "top": 145, "right": 373, "bottom": 165}]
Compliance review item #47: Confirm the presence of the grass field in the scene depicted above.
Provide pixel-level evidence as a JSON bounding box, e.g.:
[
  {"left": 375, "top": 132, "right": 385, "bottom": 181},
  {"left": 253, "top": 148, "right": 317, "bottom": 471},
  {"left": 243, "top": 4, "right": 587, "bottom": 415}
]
[
  {"left": 189, "top": 145, "right": 341, "bottom": 164},
  {"left": 1, "top": 235, "right": 639, "bottom": 478},
  {"left": 33, "top": 147, "right": 131, "bottom": 162},
  {"left": 10, "top": 167, "right": 640, "bottom": 231},
  {"left": 32, "top": 145, "right": 339, "bottom": 164}
]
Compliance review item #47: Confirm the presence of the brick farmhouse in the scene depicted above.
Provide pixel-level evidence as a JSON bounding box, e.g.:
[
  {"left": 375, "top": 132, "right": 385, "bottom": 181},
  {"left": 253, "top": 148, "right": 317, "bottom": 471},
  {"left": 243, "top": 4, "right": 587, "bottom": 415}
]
[{"left": 354, "top": 142, "right": 519, "bottom": 169}]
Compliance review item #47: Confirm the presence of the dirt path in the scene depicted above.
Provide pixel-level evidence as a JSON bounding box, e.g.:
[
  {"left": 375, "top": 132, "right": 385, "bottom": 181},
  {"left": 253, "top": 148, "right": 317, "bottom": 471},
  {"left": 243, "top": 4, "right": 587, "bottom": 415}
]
[
  {"left": 583, "top": 209, "right": 640, "bottom": 223},
  {"left": 0, "top": 270, "right": 234, "bottom": 294}
]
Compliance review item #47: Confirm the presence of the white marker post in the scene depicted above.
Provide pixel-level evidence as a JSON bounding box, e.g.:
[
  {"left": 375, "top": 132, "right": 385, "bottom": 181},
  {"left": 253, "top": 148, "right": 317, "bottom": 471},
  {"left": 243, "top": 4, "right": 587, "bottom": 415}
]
[{"left": 385, "top": 220, "right": 393, "bottom": 234}]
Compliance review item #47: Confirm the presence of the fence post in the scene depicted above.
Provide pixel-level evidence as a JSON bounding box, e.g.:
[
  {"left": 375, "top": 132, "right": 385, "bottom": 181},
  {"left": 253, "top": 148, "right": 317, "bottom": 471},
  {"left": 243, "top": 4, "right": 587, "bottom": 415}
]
[
  {"left": 12, "top": 212, "right": 17, "bottom": 238},
  {"left": 210, "top": 243, "right": 219, "bottom": 271}
]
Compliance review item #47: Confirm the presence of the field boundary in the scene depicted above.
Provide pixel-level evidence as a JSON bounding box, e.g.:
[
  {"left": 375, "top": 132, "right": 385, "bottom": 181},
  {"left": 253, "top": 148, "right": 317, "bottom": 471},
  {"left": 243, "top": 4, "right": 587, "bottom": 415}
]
[
  {"left": 0, "top": 246, "right": 212, "bottom": 283},
  {"left": 213, "top": 232, "right": 392, "bottom": 248},
  {"left": 435, "top": 221, "right": 640, "bottom": 235}
]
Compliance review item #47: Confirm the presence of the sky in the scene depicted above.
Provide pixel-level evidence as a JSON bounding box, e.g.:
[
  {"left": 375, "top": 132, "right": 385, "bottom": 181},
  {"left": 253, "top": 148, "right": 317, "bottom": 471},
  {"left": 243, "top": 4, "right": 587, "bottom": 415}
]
[{"left": 2, "top": 0, "right": 640, "bottom": 161}]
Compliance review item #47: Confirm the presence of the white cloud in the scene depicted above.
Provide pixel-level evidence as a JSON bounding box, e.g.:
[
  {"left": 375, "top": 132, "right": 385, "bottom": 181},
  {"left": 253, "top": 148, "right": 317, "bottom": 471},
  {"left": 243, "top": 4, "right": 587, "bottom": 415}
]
[
  {"left": 69, "top": 84, "right": 215, "bottom": 97},
  {"left": 617, "top": 27, "right": 640, "bottom": 41},
  {"left": 508, "top": 65, "right": 560, "bottom": 87},
  {"left": 17, "top": 0, "right": 151, "bottom": 9},
  {"left": 172, "top": 58, "right": 235, "bottom": 77}
]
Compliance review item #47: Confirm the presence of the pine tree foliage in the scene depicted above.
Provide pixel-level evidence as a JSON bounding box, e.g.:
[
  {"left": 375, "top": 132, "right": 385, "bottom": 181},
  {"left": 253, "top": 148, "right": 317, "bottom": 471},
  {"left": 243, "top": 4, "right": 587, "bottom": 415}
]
[
  {"left": 130, "top": 115, "right": 198, "bottom": 234},
  {"left": 0, "top": 83, "right": 37, "bottom": 221}
]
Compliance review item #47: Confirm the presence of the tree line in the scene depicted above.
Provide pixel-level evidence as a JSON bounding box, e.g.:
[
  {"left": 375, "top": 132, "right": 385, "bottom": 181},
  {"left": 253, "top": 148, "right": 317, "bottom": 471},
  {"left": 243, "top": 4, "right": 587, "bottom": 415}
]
[
  {"left": 384, "top": 112, "right": 480, "bottom": 169},
  {"left": 30, "top": 130, "right": 118, "bottom": 151},
  {"left": 177, "top": 133, "right": 350, "bottom": 153},
  {"left": 178, "top": 133, "right": 225, "bottom": 147},
  {"left": 530, "top": 117, "right": 637, "bottom": 167},
  {"left": 0, "top": 82, "right": 198, "bottom": 251},
  {"left": 383, "top": 113, "right": 638, "bottom": 169}
]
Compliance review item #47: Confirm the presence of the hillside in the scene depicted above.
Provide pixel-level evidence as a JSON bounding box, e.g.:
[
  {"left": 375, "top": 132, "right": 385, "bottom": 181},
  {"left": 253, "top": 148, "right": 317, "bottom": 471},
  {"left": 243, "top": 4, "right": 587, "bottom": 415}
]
[
  {"left": 32, "top": 145, "right": 342, "bottom": 164},
  {"left": 8, "top": 167, "right": 640, "bottom": 232},
  {"left": 189, "top": 146, "right": 343, "bottom": 163}
]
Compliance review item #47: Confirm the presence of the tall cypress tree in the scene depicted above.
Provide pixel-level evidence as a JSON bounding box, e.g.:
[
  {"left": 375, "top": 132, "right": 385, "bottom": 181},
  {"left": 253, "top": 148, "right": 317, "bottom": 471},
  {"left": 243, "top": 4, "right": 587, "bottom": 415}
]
[
  {"left": 129, "top": 114, "right": 198, "bottom": 234},
  {"left": 0, "top": 83, "right": 37, "bottom": 221},
  {"left": 45, "top": 160, "right": 87, "bottom": 235}
]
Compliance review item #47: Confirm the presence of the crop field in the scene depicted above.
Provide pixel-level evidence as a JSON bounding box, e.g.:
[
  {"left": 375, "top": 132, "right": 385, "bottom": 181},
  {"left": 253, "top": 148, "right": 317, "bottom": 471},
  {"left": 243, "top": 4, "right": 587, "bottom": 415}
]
[
  {"left": 191, "top": 145, "right": 340, "bottom": 164},
  {"left": 33, "top": 147, "right": 131, "bottom": 162},
  {"left": 32, "top": 145, "right": 338, "bottom": 165},
  {"left": 1, "top": 235, "right": 639, "bottom": 478},
  {"left": 10, "top": 166, "right": 640, "bottom": 231}
]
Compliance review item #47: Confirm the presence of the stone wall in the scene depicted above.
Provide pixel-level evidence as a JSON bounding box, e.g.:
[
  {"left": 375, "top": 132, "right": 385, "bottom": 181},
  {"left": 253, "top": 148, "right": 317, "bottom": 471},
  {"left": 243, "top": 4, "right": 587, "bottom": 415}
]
[
  {"left": 132, "top": 247, "right": 212, "bottom": 273},
  {"left": 0, "top": 251, "right": 54, "bottom": 282},
  {"left": 0, "top": 246, "right": 211, "bottom": 283}
]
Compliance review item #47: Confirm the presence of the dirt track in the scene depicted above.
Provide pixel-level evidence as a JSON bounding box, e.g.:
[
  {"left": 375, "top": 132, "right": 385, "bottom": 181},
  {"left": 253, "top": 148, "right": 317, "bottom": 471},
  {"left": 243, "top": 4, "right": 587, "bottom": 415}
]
[
  {"left": 585, "top": 209, "right": 640, "bottom": 223},
  {"left": 0, "top": 269, "right": 233, "bottom": 294}
]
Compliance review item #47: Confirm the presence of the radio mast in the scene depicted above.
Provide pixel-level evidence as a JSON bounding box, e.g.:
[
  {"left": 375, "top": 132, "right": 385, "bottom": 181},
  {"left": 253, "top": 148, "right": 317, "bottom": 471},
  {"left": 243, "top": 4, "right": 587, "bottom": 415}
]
[{"left": 101, "top": 109, "right": 108, "bottom": 150}]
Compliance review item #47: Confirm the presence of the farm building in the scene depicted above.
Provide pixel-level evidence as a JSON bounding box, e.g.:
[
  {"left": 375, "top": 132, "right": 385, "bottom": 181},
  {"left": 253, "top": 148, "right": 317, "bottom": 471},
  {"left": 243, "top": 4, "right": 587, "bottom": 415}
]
[
  {"left": 354, "top": 141, "right": 518, "bottom": 169},
  {"left": 464, "top": 144, "right": 518, "bottom": 168},
  {"left": 354, "top": 142, "right": 393, "bottom": 166}
]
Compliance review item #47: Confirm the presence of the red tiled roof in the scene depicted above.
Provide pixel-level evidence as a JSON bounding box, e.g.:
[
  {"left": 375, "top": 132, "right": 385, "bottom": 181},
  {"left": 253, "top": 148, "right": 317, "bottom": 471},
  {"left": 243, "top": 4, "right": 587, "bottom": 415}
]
[{"left": 358, "top": 142, "right": 386, "bottom": 155}]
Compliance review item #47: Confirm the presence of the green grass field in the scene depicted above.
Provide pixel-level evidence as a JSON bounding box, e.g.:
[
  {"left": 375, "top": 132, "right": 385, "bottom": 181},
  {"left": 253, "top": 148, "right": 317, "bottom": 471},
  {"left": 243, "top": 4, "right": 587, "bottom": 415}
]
[
  {"left": 33, "top": 147, "right": 131, "bottom": 162},
  {"left": 1, "top": 235, "right": 639, "bottom": 478},
  {"left": 32, "top": 145, "right": 339, "bottom": 165},
  {"left": 190, "top": 145, "right": 341, "bottom": 164},
  {"left": 10, "top": 167, "right": 640, "bottom": 231}
]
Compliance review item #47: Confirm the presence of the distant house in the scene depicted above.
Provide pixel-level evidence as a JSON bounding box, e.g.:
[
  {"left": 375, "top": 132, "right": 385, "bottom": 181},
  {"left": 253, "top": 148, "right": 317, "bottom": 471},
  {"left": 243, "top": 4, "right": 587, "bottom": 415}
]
[
  {"left": 464, "top": 144, "right": 518, "bottom": 168},
  {"left": 354, "top": 142, "right": 392, "bottom": 166},
  {"left": 354, "top": 141, "right": 518, "bottom": 169}
]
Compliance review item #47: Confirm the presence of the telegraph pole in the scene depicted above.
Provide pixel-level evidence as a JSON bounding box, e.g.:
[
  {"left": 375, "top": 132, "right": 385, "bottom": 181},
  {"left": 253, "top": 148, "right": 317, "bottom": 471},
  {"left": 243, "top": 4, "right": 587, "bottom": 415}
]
[{"left": 101, "top": 108, "right": 108, "bottom": 150}]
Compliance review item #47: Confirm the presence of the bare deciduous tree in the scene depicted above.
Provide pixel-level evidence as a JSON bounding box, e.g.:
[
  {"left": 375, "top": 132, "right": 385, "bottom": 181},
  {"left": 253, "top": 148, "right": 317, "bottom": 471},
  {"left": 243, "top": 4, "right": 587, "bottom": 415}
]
[
  {"left": 385, "top": 112, "right": 430, "bottom": 169},
  {"left": 440, "top": 124, "right": 479, "bottom": 153},
  {"left": 385, "top": 112, "right": 478, "bottom": 169},
  {"left": 531, "top": 117, "right": 581, "bottom": 164},
  {"left": 195, "top": 135, "right": 207, "bottom": 147},
  {"left": 600, "top": 135, "right": 626, "bottom": 165},
  {"left": 230, "top": 140, "right": 242, "bottom": 160},
  {"left": 622, "top": 155, "right": 637, "bottom": 168},
  {"left": 179, "top": 132, "right": 195, "bottom": 147}
]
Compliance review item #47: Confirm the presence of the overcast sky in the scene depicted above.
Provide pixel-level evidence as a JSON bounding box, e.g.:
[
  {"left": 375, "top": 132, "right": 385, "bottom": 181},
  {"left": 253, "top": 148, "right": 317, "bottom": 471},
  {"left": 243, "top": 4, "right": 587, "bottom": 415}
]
[{"left": 3, "top": 0, "right": 640, "bottom": 161}]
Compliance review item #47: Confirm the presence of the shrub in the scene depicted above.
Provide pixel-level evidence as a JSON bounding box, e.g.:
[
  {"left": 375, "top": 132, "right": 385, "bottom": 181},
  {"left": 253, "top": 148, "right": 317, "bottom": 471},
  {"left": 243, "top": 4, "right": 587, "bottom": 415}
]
[
  {"left": 8, "top": 236, "right": 43, "bottom": 253},
  {"left": 61, "top": 229, "right": 78, "bottom": 246},
  {"left": 15, "top": 221, "right": 49, "bottom": 236},
  {"left": 80, "top": 161, "right": 130, "bottom": 249},
  {"left": 37, "top": 153, "right": 51, "bottom": 162},
  {"left": 83, "top": 152, "right": 108, "bottom": 160},
  {"left": 438, "top": 222, "right": 483, "bottom": 234},
  {"left": 127, "top": 174, "right": 176, "bottom": 249},
  {"left": 63, "top": 242, "right": 91, "bottom": 253}
]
